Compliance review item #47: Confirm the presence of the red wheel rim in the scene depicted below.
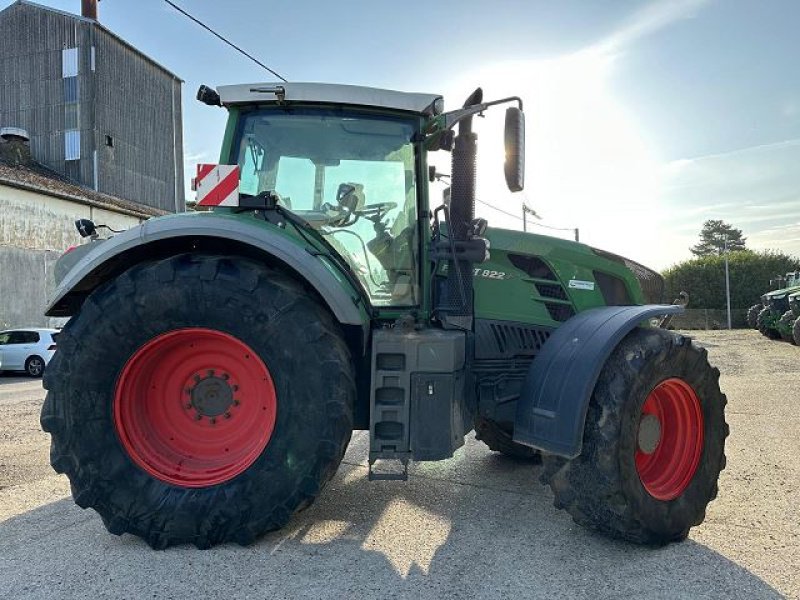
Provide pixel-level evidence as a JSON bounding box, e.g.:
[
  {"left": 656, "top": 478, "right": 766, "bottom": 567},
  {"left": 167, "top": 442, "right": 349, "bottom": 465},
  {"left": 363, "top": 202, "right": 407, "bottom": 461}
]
[
  {"left": 635, "top": 378, "right": 704, "bottom": 501},
  {"left": 113, "top": 328, "right": 277, "bottom": 488}
]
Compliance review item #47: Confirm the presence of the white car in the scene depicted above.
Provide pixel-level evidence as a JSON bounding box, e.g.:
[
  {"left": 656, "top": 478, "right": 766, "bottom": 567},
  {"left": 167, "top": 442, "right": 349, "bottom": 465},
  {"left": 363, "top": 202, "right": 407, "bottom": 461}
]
[{"left": 0, "top": 328, "right": 60, "bottom": 377}]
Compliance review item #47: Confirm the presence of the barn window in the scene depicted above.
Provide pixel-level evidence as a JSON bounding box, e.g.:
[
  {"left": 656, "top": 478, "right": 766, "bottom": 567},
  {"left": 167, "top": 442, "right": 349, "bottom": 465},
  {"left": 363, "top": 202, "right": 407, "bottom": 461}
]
[
  {"left": 62, "top": 47, "right": 79, "bottom": 77},
  {"left": 65, "top": 130, "right": 81, "bottom": 161}
]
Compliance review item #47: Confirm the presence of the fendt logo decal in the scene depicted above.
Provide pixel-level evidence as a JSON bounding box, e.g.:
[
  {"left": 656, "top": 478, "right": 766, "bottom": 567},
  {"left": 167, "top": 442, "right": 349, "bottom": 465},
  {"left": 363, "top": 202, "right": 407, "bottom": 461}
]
[
  {"left": 195, "top": 164, "right": 241, "bottom": 207},
  {"left": 568, "top": 279, "right": 595, "bottom": 291}
]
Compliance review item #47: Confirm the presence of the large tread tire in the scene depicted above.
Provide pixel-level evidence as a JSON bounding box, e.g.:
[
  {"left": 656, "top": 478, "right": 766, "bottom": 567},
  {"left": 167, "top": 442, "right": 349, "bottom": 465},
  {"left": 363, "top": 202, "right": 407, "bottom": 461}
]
[
  {"left": 540, "top": 328, "right": 728, "bottom": 545},
  {"left": 793, "top": 316, "right": 800, "bottom": 346},
  {"left": 474, "top": 418, "right": 541, "bottom": 462},
  {"left": 41, "top": 254, "right": 354, "bottom": 549},
  {"left": 757, "top": 307, "right": 780, "bottom": 339},
  {"left": 777, "top": 310, "right": 795, "bottom": 342},
  {"left": 746, "top": 304, "right": 762, "bottom": 329}
]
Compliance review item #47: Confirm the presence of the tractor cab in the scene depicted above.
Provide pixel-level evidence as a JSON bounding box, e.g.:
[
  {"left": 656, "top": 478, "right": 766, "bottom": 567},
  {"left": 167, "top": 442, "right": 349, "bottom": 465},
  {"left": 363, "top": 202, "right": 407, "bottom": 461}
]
[{"left": 231, "top": 105, "right": 421, "bottom": 306}]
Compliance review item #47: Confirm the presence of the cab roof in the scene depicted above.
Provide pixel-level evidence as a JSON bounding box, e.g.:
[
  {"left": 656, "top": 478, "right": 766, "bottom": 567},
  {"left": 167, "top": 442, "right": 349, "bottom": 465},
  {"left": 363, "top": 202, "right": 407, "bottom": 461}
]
[{"left": 217, "top": 82, "right": 443, "bottom": 116}]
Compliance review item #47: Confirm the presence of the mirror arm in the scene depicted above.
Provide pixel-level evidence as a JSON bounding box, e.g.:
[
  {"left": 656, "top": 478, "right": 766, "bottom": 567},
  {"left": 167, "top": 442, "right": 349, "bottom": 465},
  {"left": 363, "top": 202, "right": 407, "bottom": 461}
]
[{"left": 440, "top": 96, "right": 523, "bottom": 131}]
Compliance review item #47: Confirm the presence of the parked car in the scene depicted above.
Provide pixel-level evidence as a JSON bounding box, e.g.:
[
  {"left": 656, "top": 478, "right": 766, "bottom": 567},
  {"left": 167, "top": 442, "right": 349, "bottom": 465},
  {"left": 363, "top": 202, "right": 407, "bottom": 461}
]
[{"left": 0, "top": 328, "right": 60, "bottom": 377}]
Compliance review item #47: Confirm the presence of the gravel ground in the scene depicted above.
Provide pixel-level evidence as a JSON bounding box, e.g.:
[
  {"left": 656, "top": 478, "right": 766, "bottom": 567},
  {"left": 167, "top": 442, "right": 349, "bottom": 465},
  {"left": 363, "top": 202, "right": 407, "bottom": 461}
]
[{"left": 0, "top": 329, "right": 797, "bottom": 599}]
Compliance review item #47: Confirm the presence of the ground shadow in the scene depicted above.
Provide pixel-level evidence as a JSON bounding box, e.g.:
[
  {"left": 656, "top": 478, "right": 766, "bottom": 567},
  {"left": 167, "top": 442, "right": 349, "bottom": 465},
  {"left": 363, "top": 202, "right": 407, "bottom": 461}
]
[{"left": 0, "top": 433, "right": 785, "bottom": 599}]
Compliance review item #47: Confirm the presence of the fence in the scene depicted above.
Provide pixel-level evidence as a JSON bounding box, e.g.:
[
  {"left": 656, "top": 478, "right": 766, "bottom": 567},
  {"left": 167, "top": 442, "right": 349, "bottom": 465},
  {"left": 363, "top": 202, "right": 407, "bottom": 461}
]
[{"left": 668, "top": 308, "right": 749, "bottom": 330}]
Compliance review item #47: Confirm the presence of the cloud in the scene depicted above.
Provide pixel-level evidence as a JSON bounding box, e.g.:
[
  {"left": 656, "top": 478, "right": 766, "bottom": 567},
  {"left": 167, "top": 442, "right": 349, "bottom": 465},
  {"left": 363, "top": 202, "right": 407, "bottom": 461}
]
[
  {"left": 658, "top": 138, "right": 800, "bottom": 262},
  {"left": 184, "top": 151, "right": 210, "bottom": 163},
  {"left": 592, "top": 0, "right": 711, "bottom": 57}
]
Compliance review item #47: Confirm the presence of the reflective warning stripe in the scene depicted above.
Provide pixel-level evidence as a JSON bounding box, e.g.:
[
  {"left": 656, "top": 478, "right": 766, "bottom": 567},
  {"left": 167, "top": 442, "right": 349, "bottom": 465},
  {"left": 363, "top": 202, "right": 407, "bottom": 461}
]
[{"left": 196, "top": 164, "right": 240, "bottom": 207}]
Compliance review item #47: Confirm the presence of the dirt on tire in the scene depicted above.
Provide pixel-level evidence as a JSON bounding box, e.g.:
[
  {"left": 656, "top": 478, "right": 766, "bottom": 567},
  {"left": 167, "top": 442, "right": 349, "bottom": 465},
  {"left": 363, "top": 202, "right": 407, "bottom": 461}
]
[
  {"left": 540, "top": 327, "right": 728, "bottom": 545},
  {"left": 41, "top": 253, "right": 355, "bottom": 549}
]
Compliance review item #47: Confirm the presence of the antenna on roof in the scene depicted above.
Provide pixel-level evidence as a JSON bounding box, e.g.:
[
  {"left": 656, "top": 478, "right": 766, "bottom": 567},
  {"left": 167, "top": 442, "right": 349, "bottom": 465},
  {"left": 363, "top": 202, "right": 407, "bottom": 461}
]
[{"left": 162, "top": 0, "right": 288, "bottom": 82}]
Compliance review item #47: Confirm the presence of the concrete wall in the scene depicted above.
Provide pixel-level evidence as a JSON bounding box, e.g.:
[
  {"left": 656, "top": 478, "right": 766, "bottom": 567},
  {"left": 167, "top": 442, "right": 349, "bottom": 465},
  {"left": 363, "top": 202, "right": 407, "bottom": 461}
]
[
  {"left": 0, "top": 183, "right": 143, "bottom": 328},
  {"left": 0, "top": 2, "right": 184, "bottom": 212}
]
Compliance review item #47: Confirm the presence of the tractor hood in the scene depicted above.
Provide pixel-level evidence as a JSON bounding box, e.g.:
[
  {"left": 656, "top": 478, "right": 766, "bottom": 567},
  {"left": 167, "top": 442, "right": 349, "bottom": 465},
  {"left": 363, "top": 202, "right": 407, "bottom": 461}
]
[
  {"left": 762, "top": 284, "right": 800, "bottom": 302},
  {"left": 483, "top": 227, "right": 664, "bottom": 304}
]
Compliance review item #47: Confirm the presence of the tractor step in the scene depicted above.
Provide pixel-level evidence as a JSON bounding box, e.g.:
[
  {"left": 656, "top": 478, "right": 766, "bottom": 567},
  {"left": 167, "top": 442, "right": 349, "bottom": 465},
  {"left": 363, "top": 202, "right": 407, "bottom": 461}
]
[
  {"left": 368, "top": 453, "right": 410, "bottom": 481},
  {"left": 368, "top": 328, "right": 468, "bottom": 478}
]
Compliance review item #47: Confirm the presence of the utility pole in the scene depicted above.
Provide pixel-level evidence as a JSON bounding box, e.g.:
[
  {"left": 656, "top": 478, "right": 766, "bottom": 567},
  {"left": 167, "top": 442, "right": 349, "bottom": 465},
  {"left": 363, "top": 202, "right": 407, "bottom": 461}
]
[
  {"left": 574, "top": 228, "right": 580, "bottom": 242},
  {"left": 522, "top": 203, "right": 539, "bottom": 233},
  {"left": 724, "top": 236, "right": 732, "bottom": 329}
]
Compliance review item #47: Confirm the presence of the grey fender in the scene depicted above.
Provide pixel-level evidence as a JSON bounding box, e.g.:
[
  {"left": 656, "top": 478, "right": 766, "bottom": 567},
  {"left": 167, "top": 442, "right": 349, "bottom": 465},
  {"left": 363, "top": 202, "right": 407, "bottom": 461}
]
[
  {"left": 46, "top": 213, "right": 367, "bottom": 329},
  {"left": 512, "top": 304, "right": 684, "bottom": 458}
]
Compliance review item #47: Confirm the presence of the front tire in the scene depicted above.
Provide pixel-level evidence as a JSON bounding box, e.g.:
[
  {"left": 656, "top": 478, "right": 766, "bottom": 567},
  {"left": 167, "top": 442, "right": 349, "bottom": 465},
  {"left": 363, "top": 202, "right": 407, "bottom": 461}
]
[
  {"left": 778, "top": 310, "right": 796, "bottom": 342},
  {"left": 793, "top": 316, "right": 800, "bottom": 346},
  {"left": 474, "top": 418, "right": 541, "bottom": 461},
  {"left": 757, "top": 307, "right": 780, "bottom": 339},
  {"left": 41, "top": 254, "right": 355, "bottom": 549},
  {"left": 746, "top": 304, "right": 762, "bottom": 329},
  {"left": 541, "top": 328, "right": 727, "bottom": 545}
]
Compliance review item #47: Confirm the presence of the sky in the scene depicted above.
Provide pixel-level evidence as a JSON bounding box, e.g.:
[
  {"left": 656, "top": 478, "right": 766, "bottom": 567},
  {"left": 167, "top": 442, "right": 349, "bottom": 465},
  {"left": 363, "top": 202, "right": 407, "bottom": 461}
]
[{"left": 8, "top": 0, "right": 800, "bottom": 269}]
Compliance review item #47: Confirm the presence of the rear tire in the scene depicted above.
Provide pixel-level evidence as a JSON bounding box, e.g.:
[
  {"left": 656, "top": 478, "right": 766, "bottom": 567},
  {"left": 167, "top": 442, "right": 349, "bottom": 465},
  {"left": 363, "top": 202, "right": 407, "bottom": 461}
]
[
  {"left": 474, "top": 418, "right": 541, "bottom": 462},
  {"left": 41, "top": 254, "right": 354, "bottom": 549},
  {"left": 746, "top": 304, "right": 762, "bottom": 329},
  {"left": 25, "top": 356, "right": 45, "bottom": 377},
  {"left": 757, "top": 307, "right": 780, "bottom": 339},
  {"left": 540, "top": 328, "right": 727, "bottom": 545}
]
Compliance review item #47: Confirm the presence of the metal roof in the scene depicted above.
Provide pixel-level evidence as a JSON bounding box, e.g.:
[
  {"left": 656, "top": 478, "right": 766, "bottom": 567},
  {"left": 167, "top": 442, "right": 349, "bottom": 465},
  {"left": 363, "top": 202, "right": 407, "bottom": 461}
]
[
  {"left": 217, "top": 82, "right": 443, "bottom": 115},
  {"left": 5, "top": 1, "right": 183, "bottom": 82}
]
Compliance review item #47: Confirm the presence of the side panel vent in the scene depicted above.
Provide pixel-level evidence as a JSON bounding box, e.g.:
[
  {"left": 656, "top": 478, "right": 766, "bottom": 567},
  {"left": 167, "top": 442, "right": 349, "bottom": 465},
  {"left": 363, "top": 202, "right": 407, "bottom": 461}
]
[
  {"left": 545, "top": 303, "right": 575, "bottom": 322},
  {"left": 508, "top": 254, "right": 557, "bottom": 280},
  {"left": 475, "top": 319, "right": 552, "bottom": 359},
  {"left": 594, "top": 271, "right": 632, "bottom": 306},
  {"left": 534, "top": 282, "right": 568, "bottom": 300}
]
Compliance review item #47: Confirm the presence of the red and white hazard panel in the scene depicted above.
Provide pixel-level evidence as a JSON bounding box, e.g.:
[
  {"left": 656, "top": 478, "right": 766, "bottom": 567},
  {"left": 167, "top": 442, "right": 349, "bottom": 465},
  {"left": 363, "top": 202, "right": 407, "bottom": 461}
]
[{"left": 195, "top": 164, "right": 240, "bottom": 207}]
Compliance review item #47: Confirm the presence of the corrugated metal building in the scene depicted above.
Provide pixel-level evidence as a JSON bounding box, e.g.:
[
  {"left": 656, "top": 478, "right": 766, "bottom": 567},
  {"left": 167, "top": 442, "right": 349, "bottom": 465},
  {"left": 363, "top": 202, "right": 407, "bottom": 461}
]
[{"left": 0, "top": 0, "right": 184, "bottom": 212}]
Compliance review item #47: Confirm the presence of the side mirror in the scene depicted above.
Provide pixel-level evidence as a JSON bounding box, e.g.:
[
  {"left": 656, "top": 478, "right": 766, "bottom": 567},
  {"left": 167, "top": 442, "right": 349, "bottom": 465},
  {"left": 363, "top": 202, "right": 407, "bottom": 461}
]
[
  {"left": 504, "top": 107, "right": 525, "bottom": 192},
  {"left": 75, "top": 218, "right": 97, "bottom": 238}
]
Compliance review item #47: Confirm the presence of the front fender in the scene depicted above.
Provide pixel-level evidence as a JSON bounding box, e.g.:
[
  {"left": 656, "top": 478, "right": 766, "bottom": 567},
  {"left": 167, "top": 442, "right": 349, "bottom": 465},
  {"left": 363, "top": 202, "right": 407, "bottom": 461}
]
[
  {"left": 46, "top": 213, "right": 368, "bottom": 329},
  {"left": 512, "top": 304, "right": 683, "bottom": 458}
]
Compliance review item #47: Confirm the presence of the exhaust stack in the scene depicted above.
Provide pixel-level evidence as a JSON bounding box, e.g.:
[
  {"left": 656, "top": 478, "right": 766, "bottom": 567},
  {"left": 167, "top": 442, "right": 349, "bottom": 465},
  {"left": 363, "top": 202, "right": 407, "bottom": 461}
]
[{"left": 439, "top": 89, "right": 482, "bottom": 330}]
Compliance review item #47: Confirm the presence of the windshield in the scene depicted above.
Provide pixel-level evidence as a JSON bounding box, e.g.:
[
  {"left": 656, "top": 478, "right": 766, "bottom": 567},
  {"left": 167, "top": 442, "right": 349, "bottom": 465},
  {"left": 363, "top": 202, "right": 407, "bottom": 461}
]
[{"left": 235, "top": 109, "right": 419, "bottom": 307}]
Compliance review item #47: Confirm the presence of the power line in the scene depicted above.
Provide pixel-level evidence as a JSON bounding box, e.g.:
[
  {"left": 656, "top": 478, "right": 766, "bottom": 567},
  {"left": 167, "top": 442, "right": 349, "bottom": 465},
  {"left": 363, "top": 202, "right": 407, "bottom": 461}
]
[
  {"left": 475, "top": 198, "right": 575, "bottom": 232},
  {"left": 162, "top": 0, "right": 288, "bottom": 82}
]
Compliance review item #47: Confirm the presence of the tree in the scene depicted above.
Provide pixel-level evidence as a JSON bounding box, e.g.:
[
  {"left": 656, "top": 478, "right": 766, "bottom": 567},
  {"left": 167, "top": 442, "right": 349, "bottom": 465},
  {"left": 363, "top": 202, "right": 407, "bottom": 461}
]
[
  {"left": 663, "top": 250, "right": 800, "bottom": 309},
  {"left": 690, "top": 220, "right": 747, "bottom": 256}
]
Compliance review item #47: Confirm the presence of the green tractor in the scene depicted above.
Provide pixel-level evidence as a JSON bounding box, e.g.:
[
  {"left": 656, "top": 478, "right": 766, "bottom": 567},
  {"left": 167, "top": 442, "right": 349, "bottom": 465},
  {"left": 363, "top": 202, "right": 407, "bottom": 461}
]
[
  {"left": 757, "top": 272, "right": 800, "bottom": 340},
  {"left": 748, "top": 274, "right": 787, "bottom": 328},
  {"left": 41, "top": 82, "right": 727, "bottom": 549}
]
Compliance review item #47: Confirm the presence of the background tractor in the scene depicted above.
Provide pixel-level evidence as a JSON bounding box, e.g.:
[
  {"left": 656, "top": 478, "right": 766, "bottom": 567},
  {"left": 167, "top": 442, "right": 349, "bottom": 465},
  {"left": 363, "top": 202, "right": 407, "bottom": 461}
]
[
  {"left": 41, "top": 82, "right": 727, "bottom": 549},
  {"left": 756, "top": 271, "right": 800, "bottom": 340},
  {"left": 748, "top": 274, "right": 788, "bottom": 328}
]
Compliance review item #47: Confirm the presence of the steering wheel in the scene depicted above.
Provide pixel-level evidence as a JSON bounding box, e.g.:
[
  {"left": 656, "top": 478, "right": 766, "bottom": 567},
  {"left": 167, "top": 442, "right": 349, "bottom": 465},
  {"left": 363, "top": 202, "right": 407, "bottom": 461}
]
[{"left": 354, "top": 201, "right": 398, "bottom": 221}]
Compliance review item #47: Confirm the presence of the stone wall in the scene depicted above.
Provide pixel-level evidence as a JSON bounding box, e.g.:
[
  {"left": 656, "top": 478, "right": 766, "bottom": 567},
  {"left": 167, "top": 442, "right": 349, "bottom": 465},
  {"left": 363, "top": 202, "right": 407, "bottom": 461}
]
[{"left": 0, "top": 183, "right": 142, "bottom": 328}]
